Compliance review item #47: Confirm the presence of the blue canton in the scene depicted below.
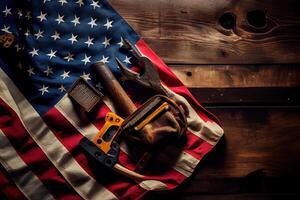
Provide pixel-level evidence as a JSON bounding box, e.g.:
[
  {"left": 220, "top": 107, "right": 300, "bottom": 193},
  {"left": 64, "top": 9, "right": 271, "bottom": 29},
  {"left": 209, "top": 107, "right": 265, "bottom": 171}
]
[{"left": 0, "top": 0, "right": 140, "bottom": 115}]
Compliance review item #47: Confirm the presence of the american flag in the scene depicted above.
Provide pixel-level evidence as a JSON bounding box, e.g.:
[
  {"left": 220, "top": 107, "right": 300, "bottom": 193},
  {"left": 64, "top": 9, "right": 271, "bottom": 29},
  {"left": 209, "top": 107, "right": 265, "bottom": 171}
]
[{"left": 0, "top": 0, "right": 224, "bottom": 199}]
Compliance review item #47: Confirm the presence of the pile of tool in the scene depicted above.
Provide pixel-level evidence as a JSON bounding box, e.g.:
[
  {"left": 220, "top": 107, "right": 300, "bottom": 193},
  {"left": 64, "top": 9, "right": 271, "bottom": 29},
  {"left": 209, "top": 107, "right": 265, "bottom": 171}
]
[{"left": 69, "top": 40, "right": 187, "bottom": 181}]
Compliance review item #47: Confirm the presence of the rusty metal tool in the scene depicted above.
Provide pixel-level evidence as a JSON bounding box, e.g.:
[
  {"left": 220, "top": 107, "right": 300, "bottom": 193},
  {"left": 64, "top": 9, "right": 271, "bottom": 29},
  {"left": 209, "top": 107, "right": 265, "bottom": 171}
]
[{"left": 116, "top": 39, "right": 169, "bottom": 96}]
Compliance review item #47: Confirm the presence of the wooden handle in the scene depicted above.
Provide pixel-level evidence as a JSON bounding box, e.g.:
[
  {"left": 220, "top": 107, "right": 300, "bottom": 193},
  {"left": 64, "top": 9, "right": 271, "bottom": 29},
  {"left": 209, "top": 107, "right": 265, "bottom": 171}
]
[{"left": 91, "top": 62, "right": 137, "bottom": 117}]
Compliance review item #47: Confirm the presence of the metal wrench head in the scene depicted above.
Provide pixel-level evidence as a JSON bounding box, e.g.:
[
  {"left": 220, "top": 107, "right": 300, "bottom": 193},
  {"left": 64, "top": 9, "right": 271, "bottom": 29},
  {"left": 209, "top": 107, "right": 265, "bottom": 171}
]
[{"left": 117, "top": 40, "right": 166, "bottom": 94}]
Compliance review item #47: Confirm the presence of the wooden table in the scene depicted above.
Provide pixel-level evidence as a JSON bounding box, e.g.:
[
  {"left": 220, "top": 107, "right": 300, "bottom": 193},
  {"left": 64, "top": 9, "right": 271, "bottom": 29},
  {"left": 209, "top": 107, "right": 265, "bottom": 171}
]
[{"left": 111, "top": 0, "right": 300, "bottom": 199}]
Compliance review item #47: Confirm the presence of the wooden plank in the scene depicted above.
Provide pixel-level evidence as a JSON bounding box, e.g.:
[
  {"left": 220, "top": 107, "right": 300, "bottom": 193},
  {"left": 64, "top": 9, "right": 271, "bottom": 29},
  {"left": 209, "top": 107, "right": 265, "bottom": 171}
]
[
  {"left": 146, "top": 193, "right": 300, "bottom": 200},
  {"left": 110, "top": 0, "right": 300, "bottom": 64},
  {"left": 145, "top": 108, "right": 300, "bottom": 199},
  {"left": 189, "top": 87, "right": 300, "bottom": 105},
  {"left": 180, "top": 194, "right": 300, "bottom": 200},
  {"left": 185, "top": 107, "right": 300, "bottom": 192},
  {"left": 169, "top": 65, "right": 300, "bottom": 88}
]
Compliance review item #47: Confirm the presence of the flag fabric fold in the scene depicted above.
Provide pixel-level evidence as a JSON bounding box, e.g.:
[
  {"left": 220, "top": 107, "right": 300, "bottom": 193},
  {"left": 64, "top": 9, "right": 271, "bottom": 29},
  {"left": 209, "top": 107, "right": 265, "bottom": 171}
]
[{"left": 0, "top": 0, "right": 224, "bottom": 199}]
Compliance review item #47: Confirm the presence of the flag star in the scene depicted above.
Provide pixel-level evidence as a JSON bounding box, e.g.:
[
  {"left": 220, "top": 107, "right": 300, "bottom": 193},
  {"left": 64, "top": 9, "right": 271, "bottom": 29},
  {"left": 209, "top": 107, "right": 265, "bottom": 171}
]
[
  {"left": 34, "top": 30, "right": 44, "bottom": 39},
  {"left": 47, "top": 49, "right": 57, "bottom": 59},
  {"left": 25, "top": 11, "right": 32, "bottom": 20},
  {"left": 2, "top": 6, "right": 12, "bottom": 17},
  {"left": 51, "top": 31, "right": 60, "bottom": 40},
  {"left": 1, "top": 25, "right": 11, "bottom": 33},
  {"left": 88, "top": 17, "right": 97, "bottom": 28},
  {"left": 81, "top": 54, "right": 91, "bottom": 65},
  {"left": 43, "top": 66, "right": 53, "bottom": 76},
  {"left": 27, "top": 67, "right": 35, "bottom": 76},
  {"left": 38, "top": 84, "right": 49, "bottom": 95},
  {"left": 17, "top": 9, "right": 23, "bottom": 18},
  {"left": 104, "top": 18, "right": 113, "bottom": 30},
  {"left": 68, "top": 34, "right": 78, "bottom": 44},
  {"left": 117, "top": 37, "right": 124, "bottom": 47},
  {"left": 95, "top": 82, "right": 103, "bottom": 90},
  {"left": 61, "top": 70, "right": 70, "bottom": 79},
  {"left": 55, "top": 14, "right": 65, "bottom": 24},
  {"left": 99, "top": 55, "right": 109, "bottom": 64},
  {"left": 76, "top": 0, "right": 84, "bottom": 7},
  {"left": 64, "top": 53, "right": 74, "bottom": 62},
  {"left": 58, "top": 85, "right": 66, "bottom": 92},
  {"left": 58, "top": 0, "right": 68, "bottom": 6},
  {"left": 123, "top": 56, "right": 132, "bottom": 64},
  {"left": 36, "top": 11, "right": 47, "bottom": 22},
  {"left": 15, "top": 44, "right": 22, "bottom": 52},
  {"left": 85, "top": 36, "right": 94, "bottom": 47},
  {"left": 24, "top": 29, "right": 31, "bottom": 37},
  {"left": 102, "top": 37, "right": 111, "bottom": 48},
  {"left": 71, "top": 15, "right": 80, "bottom": 26},
  {"left": 90, "top": 0, "right": 100, "bottom": 9},
  {"left": 29, "top": 48, "right": 39, "bottom": 57},
  {"left": 80, "top": 72, "right": 91, "bottom": 81}
]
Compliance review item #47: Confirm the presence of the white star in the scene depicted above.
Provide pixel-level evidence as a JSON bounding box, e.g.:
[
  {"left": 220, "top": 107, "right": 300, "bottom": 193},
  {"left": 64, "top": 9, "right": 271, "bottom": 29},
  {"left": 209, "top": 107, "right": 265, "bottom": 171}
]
[
  {"left": 29, "top": 48, "right": 39, "bottom": 57},
  {"left": 55, "top": 14, "right": 65, "bottom": 24},
  {"left": 17, "top": 9, "right": 23, "bottom": 18},
  {"left": 34, "top": 30, "right": 44, "bottom": 39},
  {"left": 88, "top": 18, "right": 97, "bottom": 28},
  {"left": 43, "top": 66, "right": 53, "bottom": 76},
  {"left": 47, "top": 49, "right": 57, "bottom": 59},
  {"left": 58, "top": 0, "right": 68, "bottom": 5},
  {"left": 60, "top": 70, "right": 70, "bottom": 79},
  {"left": 81, "top": 54, "right": 91, "bottom": 65},
  {"left": 64, "top": 53, "right": 74, "bottom": 62},
  {"left": 99, "top": 55, "right": 109, "bottom": 64},
  {"left": 2, "top": 6, "right": 12, "bottom": 17},
  {"left": 15, "top": 44, "right": 22, "bottom": 52},
  {"left": 80, "top": 72, "right": 91, "bottom": 81},
  {"left": 118, "top": 37, "right": 124, "bottom": 47},
  {"left": 38, "top": 84, "right": 49, "bottom": 95},
  {"left": 123, "top": 56, "right": 131, "bottom": 64},
  {"left": 25, "top": 11, "right": 32, "bottom": 20},
  {"left": 90, "top": 0, "right": 100, "bottom": 9},
  {"left": 103, "top": 18, "right": 113, "bottom": 30},
  {"left": 68, "top": 34, "right": 78, "bottom": 44},
  {"left": 1, "top": 25, "right": 11, "bottom": 33},
  {"left": 85, "top": 36, "right": 94, "bottom": 47},
  {"left": 51, "top": 31, "right": 60, "bottom": 40},
  {"left": 37, "top": 11, "right": 47, "bottom": 22},
  {"left": 24, "top": 29, "right": 30, "bottom": 37},
  {"left": 58, "top": 85, "right": 66, "bottom": 92},
  {"left": 27, "top": 67, "right": 35, "bottom": 76},
  {"left": 71, "top": 15, "right": 80, "bottom": 26},
  {"left": 102, "top": 37, "right": 111, "bottom": 48},
  {"left": 44, "top": 0, "right": 51, "bottom": 3},
  {"left": 76, "top": 0, "right": 84, "bottom": 7}
]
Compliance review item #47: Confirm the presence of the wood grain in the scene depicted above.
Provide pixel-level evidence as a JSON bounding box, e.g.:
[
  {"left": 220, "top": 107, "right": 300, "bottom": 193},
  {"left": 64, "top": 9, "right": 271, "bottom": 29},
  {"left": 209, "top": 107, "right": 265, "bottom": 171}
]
[
  {"left": 145, "top": 108, "right": 300, "bottom": 199},
  {"left": 110, "top": 0, "right": 300, "bottom": 64},
  {"left": 169, "top": 65, "right": 300, "bottom": 88}
]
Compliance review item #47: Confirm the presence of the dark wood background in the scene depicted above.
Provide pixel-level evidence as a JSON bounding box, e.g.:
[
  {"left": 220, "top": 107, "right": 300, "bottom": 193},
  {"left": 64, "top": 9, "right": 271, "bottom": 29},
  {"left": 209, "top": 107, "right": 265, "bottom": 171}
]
[{"left": 110, "top": 0, "right": 300, "bottom": 199}]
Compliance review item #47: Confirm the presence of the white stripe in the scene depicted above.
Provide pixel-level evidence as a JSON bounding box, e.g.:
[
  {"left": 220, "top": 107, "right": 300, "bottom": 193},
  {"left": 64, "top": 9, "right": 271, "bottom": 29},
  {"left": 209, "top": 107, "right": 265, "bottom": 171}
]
[
  {"left": 56, "top": 94, "right": 200, "bottom": 178},
  {"left": 0, "top": 69, "right": 117, "bottom": 200},
  {"left": 0, "top": 130, "right": 55, "bottom": 200}
]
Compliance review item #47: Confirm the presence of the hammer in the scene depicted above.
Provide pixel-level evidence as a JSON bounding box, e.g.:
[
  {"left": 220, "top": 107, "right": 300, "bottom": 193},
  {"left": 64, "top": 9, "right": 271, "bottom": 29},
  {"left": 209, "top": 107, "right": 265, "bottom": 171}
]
[{"left": 91, "top": 62, "right": 153, "bottom": 172}]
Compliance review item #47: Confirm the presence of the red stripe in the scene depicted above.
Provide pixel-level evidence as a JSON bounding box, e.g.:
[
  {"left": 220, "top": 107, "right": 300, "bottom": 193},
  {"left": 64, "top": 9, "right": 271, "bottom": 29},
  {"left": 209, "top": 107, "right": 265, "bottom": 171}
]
[
  {"left": 44, "top": 106, "right": 143, "bottom": 199},
  {"left": 0, "top": 165, "right": 26, "bottom": 200},
  {"left": 0, "top": 99, "right": 82, "bottom": 200}
]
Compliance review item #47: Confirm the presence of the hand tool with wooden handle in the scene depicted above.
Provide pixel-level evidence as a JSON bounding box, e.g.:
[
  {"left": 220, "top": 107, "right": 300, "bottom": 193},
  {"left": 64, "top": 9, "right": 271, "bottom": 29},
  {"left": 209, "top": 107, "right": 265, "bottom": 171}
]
[{"left": 80, "top": 62, "right": 168, "bottom": 181}]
